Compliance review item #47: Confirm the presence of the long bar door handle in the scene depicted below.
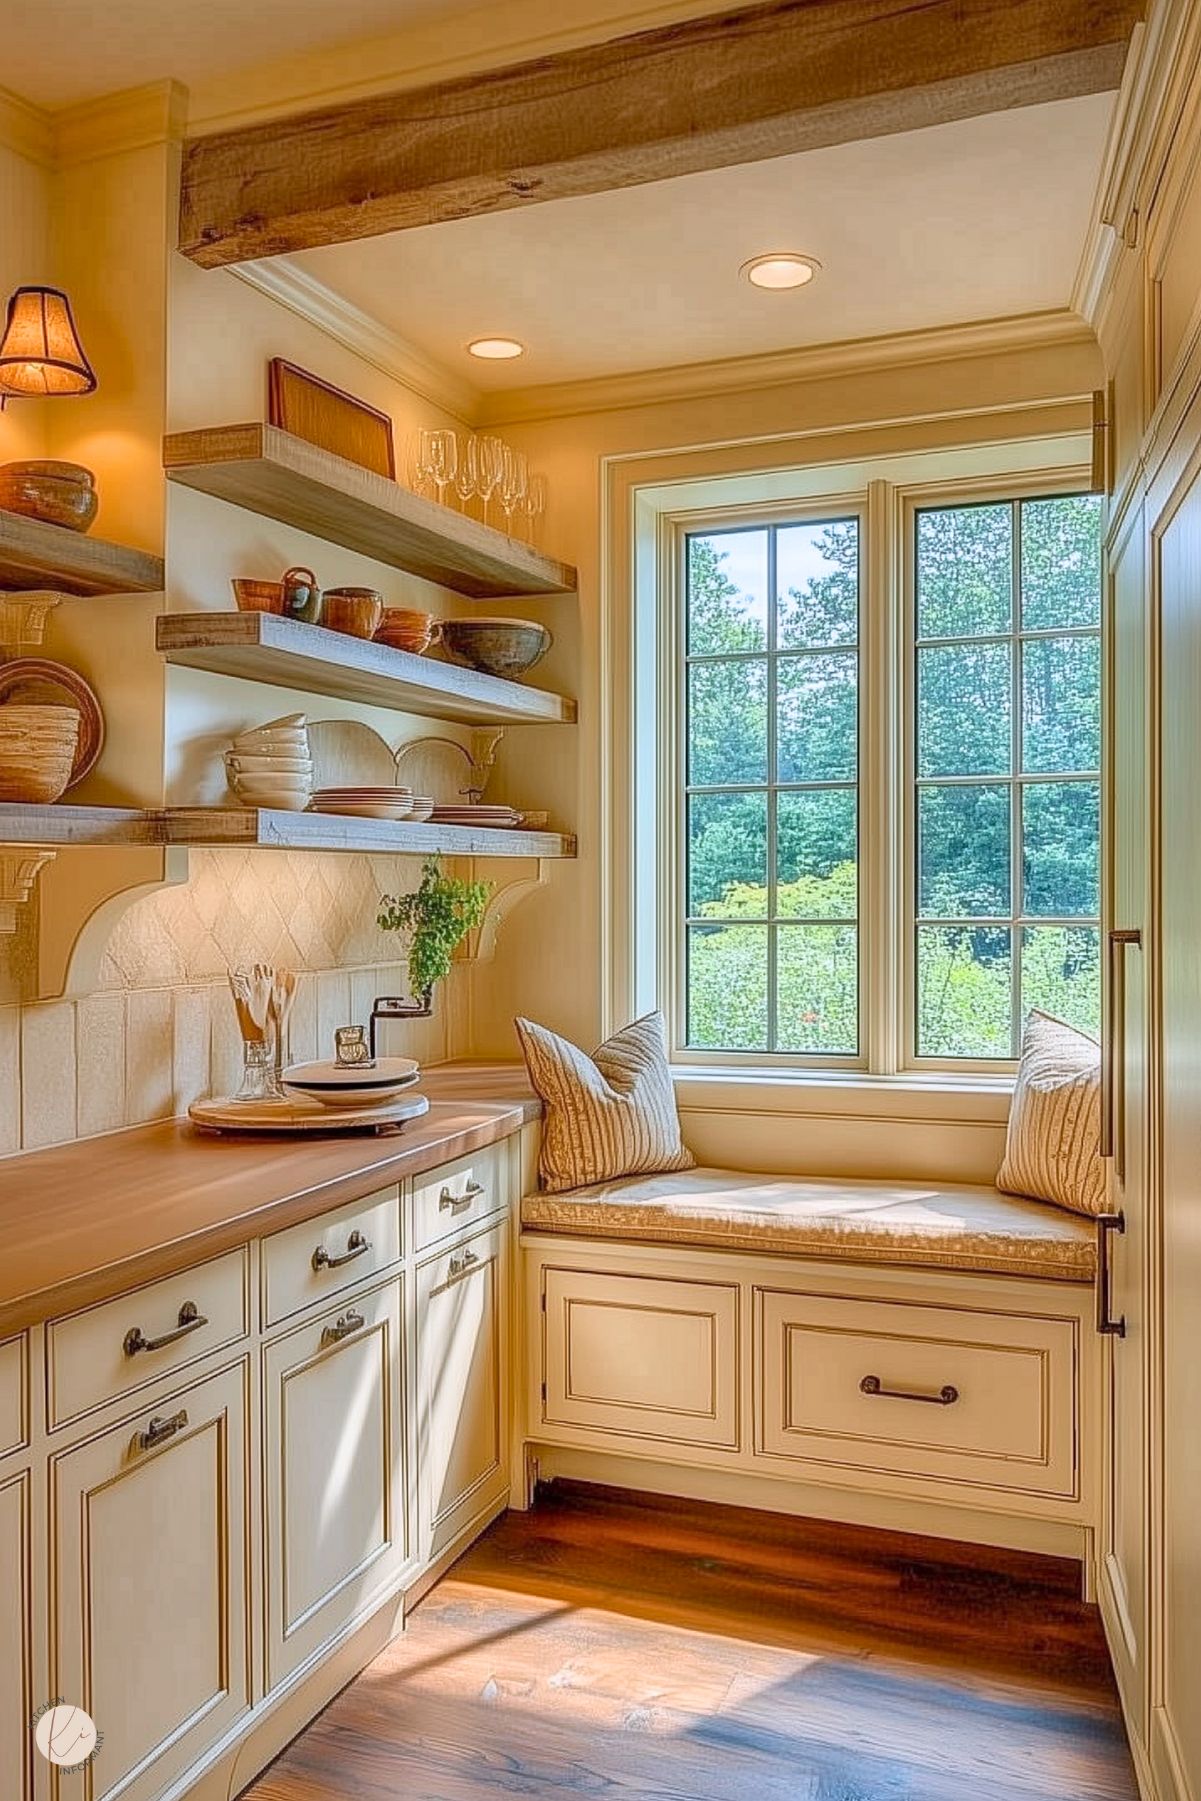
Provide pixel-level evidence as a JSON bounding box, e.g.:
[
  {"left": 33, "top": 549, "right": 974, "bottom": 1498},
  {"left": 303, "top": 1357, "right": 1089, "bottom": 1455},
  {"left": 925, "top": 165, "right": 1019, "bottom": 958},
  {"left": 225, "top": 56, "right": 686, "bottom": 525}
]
[{"left": 1101, "top": 927, "right": 1141, "bottom": 1178}]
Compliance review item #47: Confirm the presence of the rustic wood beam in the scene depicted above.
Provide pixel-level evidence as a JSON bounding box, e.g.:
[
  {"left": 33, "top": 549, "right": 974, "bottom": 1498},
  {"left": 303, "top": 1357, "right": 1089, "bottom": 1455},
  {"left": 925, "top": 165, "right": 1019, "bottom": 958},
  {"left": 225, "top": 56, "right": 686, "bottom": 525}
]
[{"left": 180, "top": 0, "right": 1144, "bottom": 268}]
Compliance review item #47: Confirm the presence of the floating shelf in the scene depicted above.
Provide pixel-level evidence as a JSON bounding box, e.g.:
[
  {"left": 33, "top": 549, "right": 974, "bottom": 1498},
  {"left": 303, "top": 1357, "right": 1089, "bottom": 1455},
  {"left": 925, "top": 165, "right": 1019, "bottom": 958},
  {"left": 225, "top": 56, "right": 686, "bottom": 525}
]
[
  {"left": 0, "top": 510, "right": 164, "bottom": 596},
  {"left": 156, "top": 611, "right": 578, "bottom": 726},
  {"left": 163, "top": 423, "right": 577, "bottom": 600},
  {"left": 162, "top": 807, "right": 576, "bottom": 859},
  {"left": 0, "top": 802, "right": 575, "bottom": 858}
]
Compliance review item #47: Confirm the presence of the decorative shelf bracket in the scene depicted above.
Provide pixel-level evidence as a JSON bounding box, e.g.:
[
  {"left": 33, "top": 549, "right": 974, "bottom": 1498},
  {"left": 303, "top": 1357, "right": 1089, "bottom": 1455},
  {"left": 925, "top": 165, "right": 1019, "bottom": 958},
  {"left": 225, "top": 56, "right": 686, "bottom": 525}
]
[
  {"left": 0, "top": 850, "right": 56, "bottom": 934},
  {"left": 470, "top": 859, "right": 551, "bottom": 963},
  {"left": 34, "top": 845, "right": 190, "bottom": 1000},
  {"left": 0, "top": 590, "right": 65, "bottom": 654}
]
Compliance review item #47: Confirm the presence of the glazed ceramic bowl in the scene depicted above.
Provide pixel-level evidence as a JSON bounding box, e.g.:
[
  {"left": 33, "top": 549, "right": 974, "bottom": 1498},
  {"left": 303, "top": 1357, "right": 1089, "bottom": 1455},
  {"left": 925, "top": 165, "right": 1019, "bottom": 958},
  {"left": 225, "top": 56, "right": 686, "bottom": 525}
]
[
  {"left": 0, "top": 461, "right": 97, "bottom": 533},
  {"left": 439, "top": 616, "right": 551, "bottom": 678},
  {"left": 323, "top": 588, "right": 384, "bottom": 639},
  {"left": 375, "top": 608, "right": 436, "bottom": 654}
]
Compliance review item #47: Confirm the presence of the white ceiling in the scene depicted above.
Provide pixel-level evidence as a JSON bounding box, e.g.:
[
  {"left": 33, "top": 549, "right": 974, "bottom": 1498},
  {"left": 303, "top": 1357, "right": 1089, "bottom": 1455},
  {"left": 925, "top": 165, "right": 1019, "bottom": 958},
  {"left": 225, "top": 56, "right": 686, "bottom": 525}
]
[
  {"left": 0, "top": 0, "right": 485, "bottom": 109},
  {"left": 293, "top": 93, "right": 1114, "bottom": 394}
]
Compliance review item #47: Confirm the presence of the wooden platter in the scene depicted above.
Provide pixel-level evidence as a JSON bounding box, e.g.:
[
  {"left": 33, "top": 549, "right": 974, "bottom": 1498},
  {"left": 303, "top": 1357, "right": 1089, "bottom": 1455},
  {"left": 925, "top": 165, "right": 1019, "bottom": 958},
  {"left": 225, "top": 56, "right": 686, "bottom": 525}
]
[{"left": 189, "top": 1091, "right": 430, "bottom": 1135}]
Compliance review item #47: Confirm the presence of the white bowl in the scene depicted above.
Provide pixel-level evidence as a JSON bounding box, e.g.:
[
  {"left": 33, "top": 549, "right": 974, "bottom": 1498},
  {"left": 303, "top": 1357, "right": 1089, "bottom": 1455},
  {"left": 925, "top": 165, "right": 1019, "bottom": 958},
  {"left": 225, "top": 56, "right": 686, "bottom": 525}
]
[
  {"left": 233, "top": 770, "right": 312, "bottom": 789},
  {"left": 282, "top": 1056, "right": 420, "bottom": 1108},
  {"left": 226, "top": 755, "right": 314, "bottom": 775},
  {"left": 233, "top": 790, "right": 312, "bottom": 813}
]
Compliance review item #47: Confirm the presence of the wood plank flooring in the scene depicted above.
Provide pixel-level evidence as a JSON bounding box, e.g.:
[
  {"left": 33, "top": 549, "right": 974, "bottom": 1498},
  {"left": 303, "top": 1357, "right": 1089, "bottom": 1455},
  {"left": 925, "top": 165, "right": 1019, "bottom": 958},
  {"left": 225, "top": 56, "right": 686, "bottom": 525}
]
[{"left": 243, "top": 1482, "right": 1136, "bottom": 1801}]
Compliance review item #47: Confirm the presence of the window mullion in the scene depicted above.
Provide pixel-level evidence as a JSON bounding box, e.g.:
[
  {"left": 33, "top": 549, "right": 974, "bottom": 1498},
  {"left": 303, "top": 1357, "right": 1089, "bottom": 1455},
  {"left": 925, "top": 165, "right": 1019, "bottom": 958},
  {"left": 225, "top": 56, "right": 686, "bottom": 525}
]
[
  {"left": 865, "top": 478, "right": 897, "bottom": 1073},
  {"left": 766, "top": 524, "right": 779, "bottom": 1052},
  {"left": 1010, "top": 499, "right": 1023, "bottom": 1058}
]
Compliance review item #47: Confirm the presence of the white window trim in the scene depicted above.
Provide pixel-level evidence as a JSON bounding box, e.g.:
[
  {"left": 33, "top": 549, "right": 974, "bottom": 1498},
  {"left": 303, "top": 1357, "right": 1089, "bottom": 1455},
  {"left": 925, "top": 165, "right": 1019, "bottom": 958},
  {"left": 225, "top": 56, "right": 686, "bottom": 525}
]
[{"left": 600, "top": 410, "right": 1097, "bottom": 1110}]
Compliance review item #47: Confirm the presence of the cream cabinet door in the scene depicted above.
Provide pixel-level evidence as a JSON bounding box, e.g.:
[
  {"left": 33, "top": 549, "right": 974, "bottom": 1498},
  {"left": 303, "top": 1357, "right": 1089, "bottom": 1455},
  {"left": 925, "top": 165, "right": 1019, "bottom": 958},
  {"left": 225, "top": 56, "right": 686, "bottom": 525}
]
[
  {"left": 262, "top": 1279, "right": 407, "bottom": 1692},
  {"left": 0, "top": 1470, "right": 31, "bottom": 1801},
  {"left": 540, "top": 1266, "right": 739, "bottom": 1450},
  {"left": 1100, "top": 496, "right": 1150, "bottom": 1724},
  {"left": 49, "top": 1362, "right": 250, "bottom": 1801},
  {"left": 416, "top": 1223, "right": 509, "bottom": 1560}
]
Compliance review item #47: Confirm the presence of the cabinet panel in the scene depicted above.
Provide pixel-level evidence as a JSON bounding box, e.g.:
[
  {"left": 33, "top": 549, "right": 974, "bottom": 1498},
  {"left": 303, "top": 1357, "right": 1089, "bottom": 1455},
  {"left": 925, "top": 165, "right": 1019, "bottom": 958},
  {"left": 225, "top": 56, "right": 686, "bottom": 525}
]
[
  {"left": 0, "top": 1470, "right": 31, "bottom": 1801},
  {"left": 263, "top": 1279, "right": 406, "bottom": 1691},
  {"left": 757, "top": 1290, "right": 1077, "bottom": 1497},
  {"left": 416, "top": 1223, "right": 508, "bottom": 1558},
  {"left": 412, "top": 1143, "right": 506, "bottom": 1254},
  {"left": 1156, "top": 456, "right": 1201, "bottom": 1800},
  {"left": 47, "top": 1250, "right": 249, "bottom": 1429},
  {"left": 262, "top": 1186, "right": 401, "bottom": 1328},
  {"left": 541, "top": 1267, "right": 739, "bottom": 1450},
  {"left": 50, "top": 1361, "right": 250, "bottom": 1801},
  {"left": 0, "top": 1334, "right": 27, "bottom": 1457}
]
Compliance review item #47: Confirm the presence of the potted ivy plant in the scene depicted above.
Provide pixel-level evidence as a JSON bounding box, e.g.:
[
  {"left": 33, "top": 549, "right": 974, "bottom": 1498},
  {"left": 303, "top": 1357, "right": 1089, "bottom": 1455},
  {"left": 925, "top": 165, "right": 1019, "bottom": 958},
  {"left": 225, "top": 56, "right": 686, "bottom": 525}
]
[{"left": 377, "top": 856, "right": 491, "bottom": 1016}]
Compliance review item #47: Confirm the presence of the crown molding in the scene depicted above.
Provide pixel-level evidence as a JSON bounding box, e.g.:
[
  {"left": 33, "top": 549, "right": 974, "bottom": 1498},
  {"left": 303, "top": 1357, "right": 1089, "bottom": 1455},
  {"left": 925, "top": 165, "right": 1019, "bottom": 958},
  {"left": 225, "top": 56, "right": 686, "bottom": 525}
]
[
  {"left": 232, "top": 257, "right": 480, "bottom": 423},
  {"left": 1072, "top": 0, "right": 1201, "bottom": 331},
  {"left": 0, "top": 86, "right": 53, "bottom": 167},
  {"left": 53, "top": 80, "right": 188, "bottom": 167},
  {"left": 477, "top": 311, "right": 1099, "bottom": 426}
]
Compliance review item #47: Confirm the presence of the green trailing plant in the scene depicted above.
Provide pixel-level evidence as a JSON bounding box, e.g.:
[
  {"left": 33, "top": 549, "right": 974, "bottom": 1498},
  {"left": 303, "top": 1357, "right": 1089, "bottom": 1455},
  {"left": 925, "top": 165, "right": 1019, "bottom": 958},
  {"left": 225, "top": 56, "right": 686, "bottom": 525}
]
[{"left": 378, "top": 857, "right": 491, "bottom": 1006}]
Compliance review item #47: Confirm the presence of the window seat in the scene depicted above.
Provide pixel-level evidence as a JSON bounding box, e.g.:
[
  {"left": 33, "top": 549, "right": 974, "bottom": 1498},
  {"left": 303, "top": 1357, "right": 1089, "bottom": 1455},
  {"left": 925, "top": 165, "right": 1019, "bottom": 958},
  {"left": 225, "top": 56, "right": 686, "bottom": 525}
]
[{"left": 521, "top": 1166, "right": 1096, "bottom": 1283}]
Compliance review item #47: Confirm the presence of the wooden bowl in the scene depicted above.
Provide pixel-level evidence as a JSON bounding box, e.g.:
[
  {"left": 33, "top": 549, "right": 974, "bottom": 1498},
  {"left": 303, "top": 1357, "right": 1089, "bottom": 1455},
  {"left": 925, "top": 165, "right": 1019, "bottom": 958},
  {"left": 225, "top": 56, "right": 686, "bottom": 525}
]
[
  {"left": 439, "top": 616, "right": 552, "bottom": 678},
  {"left": 323, "top": 588, "right": 384, "bottom": 640},
  {"left": 0, "top": 460, "right": 98, "bottom": 533},
  {"left": 232, "top": 578, "right": 286, "bottom": 614}
]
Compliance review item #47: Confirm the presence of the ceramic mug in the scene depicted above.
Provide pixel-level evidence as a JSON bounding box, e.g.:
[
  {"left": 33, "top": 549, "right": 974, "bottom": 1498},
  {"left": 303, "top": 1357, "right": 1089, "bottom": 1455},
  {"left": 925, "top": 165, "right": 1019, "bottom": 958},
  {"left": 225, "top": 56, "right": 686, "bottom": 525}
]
[
  {"left": 281, "top": 566, "right": 322, "bottom": 624},
  {"left": 323, "top": 586, "right": 384, "bottom": 639}
]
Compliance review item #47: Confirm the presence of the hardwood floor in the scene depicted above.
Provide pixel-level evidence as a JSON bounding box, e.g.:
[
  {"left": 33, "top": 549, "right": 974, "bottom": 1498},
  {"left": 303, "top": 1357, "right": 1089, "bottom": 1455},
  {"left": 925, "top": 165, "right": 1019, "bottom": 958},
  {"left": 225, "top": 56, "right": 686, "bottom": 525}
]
[{"left": 244, "top": 1482, "right": 1136, "bottom": 1801}]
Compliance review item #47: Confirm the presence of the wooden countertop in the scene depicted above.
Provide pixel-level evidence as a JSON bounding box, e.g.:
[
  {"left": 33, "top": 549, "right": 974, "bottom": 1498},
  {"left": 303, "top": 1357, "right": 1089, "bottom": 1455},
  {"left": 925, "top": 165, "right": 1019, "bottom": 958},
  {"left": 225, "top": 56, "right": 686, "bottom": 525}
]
[{"left": 0, "top": 1062, "right": 540, "bottom": 1336}]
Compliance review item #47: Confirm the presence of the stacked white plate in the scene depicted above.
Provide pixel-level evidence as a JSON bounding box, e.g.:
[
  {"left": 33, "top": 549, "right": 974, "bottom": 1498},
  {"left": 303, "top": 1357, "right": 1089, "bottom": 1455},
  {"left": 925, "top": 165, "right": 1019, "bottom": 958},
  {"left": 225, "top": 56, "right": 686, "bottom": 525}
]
[
  {"left": 309, "top": 786, "right": 432, "bottom": 821},
  {"left": 430, "top": 803, "right": 523, "bottom": 828},
  {"left": 281, "top": 1055, "right": 420, "bottom": 1108},
  {"left": 226, "top": 714, "right": 313, "bottom": 812}
]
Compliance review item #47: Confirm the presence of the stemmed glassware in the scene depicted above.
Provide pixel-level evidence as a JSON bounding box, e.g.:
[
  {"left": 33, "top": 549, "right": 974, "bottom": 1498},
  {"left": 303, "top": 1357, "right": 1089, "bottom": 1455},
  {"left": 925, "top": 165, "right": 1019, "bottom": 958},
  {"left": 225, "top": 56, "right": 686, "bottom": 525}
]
[
  {"left": 522, "top": 472, "right": 546, "bottom": 546},
  {"left": 500, "top": 445, "right": 528, "bottom": 536},
  {"left": 408, "top": 427, "right": 546, "bottom": 539},
  {"left": 454, "top": 434, "right": 479, "bottom": 514},
  {"left": 418, "top": 428, "right": 457, "bottom": 504},
  {"left": 475, "top": 435, "right": 505, "bottom": 526}
]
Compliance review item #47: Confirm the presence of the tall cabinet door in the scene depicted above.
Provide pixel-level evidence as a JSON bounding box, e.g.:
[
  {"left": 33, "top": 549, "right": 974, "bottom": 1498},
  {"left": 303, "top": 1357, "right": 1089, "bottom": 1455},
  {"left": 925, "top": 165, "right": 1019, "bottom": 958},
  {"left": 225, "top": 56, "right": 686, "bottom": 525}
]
[
  {"left": 1100, "top": 496, "right": 1151, "bottom": 1729},
  {"left": 0, "top": 1470, "right": 31, "bottom": 1801},
  {"left": 1153, "top": 436, "right": 1201, "bottom": 1801},
  {"left": 49, "top": 1362, "right": 250, "bottom": 1801},
  {"left": 262, "top": 1278, "right": 407, "bottom": 1693}
]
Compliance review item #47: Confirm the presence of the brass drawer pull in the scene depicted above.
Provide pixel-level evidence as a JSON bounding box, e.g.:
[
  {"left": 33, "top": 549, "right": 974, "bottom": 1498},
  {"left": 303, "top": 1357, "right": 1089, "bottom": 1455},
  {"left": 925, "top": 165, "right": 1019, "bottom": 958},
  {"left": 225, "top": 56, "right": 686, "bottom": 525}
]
[
  {"left": 137, "top": 1409, "right": 188, "bottom": 1452},
  {"left": 860, "top": 1374, "right": 959, "bottom": 1407},
  {"left": 123, "top": 1300, "right": 208, "bottom": 1358},
  {"left": 321, "top": 1309, "right": 366, "bottom": 1347},
  {"left": 1096, "top": 1210, "right": 1127, "bottom": 1338},
  {"left": 312, "top": 1229, "right": 371, "bottom": 1272},
  {"left": 447, "top": 1248, "right": 481, "bottom": 1283},
  {"left": 439, "top": 1181, "right": 484, "bottom": 1214}
]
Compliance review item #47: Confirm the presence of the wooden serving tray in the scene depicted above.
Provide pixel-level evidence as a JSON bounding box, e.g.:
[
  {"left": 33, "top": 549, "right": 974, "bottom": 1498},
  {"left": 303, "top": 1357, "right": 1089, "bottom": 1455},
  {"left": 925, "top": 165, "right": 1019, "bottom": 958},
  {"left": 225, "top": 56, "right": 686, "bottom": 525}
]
[{"left": 189, "top": 1092, "right": 430, "bottom": 1135}]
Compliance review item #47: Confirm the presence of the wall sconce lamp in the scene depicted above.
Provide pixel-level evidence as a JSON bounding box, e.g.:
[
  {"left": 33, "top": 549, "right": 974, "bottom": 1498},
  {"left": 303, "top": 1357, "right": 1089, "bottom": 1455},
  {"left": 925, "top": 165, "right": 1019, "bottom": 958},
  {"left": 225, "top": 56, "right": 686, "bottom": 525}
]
[{"left": 0, "top": 285, "right": 97, "bottom": 410}]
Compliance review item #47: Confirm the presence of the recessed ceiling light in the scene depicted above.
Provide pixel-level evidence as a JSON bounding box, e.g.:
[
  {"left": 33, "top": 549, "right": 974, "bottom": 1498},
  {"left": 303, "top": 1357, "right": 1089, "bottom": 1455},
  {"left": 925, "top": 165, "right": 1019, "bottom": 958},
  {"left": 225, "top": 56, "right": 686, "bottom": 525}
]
[
  {"left": 467, "top": 337, "right": 525, "bottom": 360},
  {"left": 741, "top": 253, "right": 821, "bottom": 291}
]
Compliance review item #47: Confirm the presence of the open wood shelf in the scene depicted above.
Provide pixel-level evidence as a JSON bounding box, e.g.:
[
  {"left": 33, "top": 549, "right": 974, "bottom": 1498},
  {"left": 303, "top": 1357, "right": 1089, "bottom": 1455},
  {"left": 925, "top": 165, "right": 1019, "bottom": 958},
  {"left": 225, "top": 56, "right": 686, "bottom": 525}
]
[
  {"left": 161, "top": 807, "right": 576, "bottom": 858},
  {"left": 0, "top": 510, "right": 164, "bottom": 596},
  {"left": 156, "top": 610, "right": 577, "bottom": 725},
  {"left": 163, "top": 423, "right": 577, "bottom": 599},
  {"left": 0, "top": 802, "right": 575, "bottom": 858}
]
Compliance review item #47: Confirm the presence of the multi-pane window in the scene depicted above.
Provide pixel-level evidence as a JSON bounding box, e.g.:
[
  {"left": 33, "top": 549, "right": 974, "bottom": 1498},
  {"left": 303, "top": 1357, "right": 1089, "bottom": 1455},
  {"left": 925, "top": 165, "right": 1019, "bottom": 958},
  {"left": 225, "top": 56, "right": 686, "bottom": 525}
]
[
  {"left": 683, "top": 519, "right": 860, "bottom": 1055},
  {"left": 914, "top": 495, "right": 1103, "bottom": 1058}
]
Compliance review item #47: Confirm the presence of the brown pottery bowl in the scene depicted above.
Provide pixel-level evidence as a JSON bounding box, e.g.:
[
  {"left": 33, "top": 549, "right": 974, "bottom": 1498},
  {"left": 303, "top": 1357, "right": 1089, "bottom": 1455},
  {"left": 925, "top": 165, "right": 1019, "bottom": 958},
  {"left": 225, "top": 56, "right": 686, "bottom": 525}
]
[
  {"left": 323, "top": 587, "right": 384, "bottom": 639},
  {"left": 0, "top": 704, "right": 80, "bottom": 802},
  {"left": 0, "top": 460, "right": 98, "bottom": 533},
  {"left": 439, "top": 616, "right": 551, "bottom": 678}
]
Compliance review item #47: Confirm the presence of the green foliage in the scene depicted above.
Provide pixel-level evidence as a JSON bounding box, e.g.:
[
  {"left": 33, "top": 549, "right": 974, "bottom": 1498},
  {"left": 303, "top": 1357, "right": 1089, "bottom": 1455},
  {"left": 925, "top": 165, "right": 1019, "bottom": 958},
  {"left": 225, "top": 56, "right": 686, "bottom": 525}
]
[{"left": 377, "top": 857, "right": 491, "bottom": 1001}]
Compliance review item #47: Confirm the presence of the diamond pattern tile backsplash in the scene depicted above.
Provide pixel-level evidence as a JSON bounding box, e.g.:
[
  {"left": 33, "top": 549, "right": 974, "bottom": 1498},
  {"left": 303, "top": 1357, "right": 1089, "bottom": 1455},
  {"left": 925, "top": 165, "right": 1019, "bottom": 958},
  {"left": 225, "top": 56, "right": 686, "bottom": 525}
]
[{"left": 0, "top": 849, "right": 467, "bottom": 1156}]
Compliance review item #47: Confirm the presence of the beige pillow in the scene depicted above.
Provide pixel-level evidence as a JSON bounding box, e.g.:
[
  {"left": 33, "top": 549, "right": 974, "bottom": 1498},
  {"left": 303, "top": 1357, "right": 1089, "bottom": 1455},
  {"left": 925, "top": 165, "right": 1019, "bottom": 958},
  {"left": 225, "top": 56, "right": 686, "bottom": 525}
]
[
  {"left": 997, "top": 1010, "right": 1107, "bottom": 1216},
  {"left": 515, "top": 1010, "right": 695, "bottom": 1194}
]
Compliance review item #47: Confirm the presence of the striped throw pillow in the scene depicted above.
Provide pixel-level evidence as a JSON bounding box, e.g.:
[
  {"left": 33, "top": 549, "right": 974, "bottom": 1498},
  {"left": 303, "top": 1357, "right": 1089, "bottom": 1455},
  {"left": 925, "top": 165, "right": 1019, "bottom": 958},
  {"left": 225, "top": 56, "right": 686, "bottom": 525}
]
[
  {"left": 515, "top": 1011, "right": 695, "bottom": 1194},
  {"left": 997, "top": 1011, "right": 1107, "bottom": 1217}
]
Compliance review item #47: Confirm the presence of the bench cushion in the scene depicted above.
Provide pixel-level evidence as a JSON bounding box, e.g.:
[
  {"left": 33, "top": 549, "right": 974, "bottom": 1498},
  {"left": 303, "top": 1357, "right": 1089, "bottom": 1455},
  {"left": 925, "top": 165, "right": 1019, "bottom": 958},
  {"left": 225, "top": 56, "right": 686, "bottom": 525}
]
[{"left": 521, "top": 1165, "right": 1097, "bottom": 1282}]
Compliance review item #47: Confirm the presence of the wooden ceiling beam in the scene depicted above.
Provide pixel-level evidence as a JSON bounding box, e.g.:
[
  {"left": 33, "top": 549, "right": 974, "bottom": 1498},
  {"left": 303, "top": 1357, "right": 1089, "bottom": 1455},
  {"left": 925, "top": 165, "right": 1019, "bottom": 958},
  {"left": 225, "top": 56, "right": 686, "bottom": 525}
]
[{"left": 179, "top": 0, "right": 1144, "bottom": 268}]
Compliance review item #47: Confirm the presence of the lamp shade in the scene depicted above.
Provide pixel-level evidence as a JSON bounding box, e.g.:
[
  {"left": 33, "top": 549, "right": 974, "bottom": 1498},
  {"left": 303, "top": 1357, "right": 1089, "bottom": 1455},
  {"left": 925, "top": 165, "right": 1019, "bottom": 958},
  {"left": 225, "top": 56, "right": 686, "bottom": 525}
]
[{"left": 0, "top": 286, "right": 97, "bottom": 398}]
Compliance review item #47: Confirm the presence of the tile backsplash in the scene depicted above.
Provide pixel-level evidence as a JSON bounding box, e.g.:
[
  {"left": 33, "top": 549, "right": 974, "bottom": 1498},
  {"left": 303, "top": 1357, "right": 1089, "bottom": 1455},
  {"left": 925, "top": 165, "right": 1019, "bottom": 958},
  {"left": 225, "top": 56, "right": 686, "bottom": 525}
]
[{"left": 0, "top": 848, "right": 467, "bottom": 1156}]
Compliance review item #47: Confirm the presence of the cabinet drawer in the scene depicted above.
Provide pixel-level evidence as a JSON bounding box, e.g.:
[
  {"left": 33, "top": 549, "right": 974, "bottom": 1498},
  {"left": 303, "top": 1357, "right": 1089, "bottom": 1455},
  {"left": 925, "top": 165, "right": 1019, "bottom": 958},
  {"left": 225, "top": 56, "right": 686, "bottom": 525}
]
[
  {"left": 413, "top": 1144, "right": 507, "bottom": 1254},
  {"left": 47, "top": 1250, "right": 249, "bottom": 1430},
  {"left": 756, "top": 1290, "right": 1078, "bottom": 1498},
  {"left": 542, "top": 1267, "right": 739, "bottom": 1450},
  {"left": 263, "top": 1186, "right": 401, "bottom": 1328},
  {"left": 0, "top": 1335, "right": 26, "bottom": 1458},
  {"left": 263, "top": 1279, "right": 406, "bottom": 1692}
]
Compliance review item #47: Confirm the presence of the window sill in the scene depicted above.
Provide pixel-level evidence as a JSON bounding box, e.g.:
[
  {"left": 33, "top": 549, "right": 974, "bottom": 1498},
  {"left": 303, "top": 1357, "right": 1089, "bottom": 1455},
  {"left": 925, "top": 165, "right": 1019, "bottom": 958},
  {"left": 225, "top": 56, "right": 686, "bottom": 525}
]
[{"left": 671, "top": 1065, "right": 1014, "bottom": 1126}]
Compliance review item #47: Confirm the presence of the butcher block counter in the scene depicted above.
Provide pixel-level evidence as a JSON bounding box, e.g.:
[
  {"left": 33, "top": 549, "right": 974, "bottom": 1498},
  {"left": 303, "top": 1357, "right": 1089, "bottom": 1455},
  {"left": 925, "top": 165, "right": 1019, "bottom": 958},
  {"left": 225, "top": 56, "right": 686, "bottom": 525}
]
[{"left": 0, "top": 1060, "right": 539, "bottom": 1335}]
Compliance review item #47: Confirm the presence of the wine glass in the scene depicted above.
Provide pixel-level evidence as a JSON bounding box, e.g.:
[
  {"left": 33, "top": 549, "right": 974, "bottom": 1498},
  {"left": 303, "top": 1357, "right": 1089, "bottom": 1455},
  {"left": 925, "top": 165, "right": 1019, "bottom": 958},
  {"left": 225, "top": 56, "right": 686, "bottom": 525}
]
[
  {"left": 453, "top": 434, "right": 479, "bottom": 514},
  {"left": 500, "top": 445, "right": 527, "bottom": 536},
  {"left": 476, "top": 435, "right": 505, "bottom": 527},
  {"left": 522, "top": 472, "right": 546, "bottom": 546},
  {"left": 421, "top": 429, "right": 457, "bottom": 505},
  {"left": 409, "top": 433, "right": 434, "bottom": 497}
]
